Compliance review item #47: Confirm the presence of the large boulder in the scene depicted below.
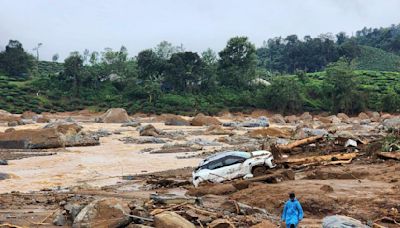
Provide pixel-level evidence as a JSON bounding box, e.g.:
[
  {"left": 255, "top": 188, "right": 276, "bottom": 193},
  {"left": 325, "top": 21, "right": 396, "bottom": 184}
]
[
  {"left": 358, "top": 112, "right": 369, "bottom": 120},
  {"left": 300, "top": 112, "right": 313, "bottom": 121},
  {"left": 73, "top": 198, "right": 131, "bottom": 228},
  {"left": 37, "top": 116, "right": 51, "bottom": 123},
  {"left": 383, "top": 118, "right": 400, "bottom": 130},
  {"left": 270, "top": 114, "right": 286, "bottom": 124},
  {"left": 154, "top": 211, "right": 195, "bottom": 228},
  {"left": 0, "top": 110, "right": 20, "bottom": 122},
  {"left": 21, "top": 111, "right": 38, "bottom": 119},
  {"left": 191, "top": 114, "right": 221, "bottom": 126},
  {"left": 0, "top": 128, "right": 63, "bottom": 149},
  {"left": 44, "top": 122, "right": 99, "bottom": 147},
  {"left": 368, "top": 111, "right": 381, "bottom": 122},
  {"left": 285, "top": 115, "right": 298, "bottom": 124},
  {"left": 322, "top": 215, "right": 368, "bottom": 228},
  {"left": 328, "top": 115, "right": 341, "bottom": 124},
  {"left": 164, "top": 114, "right": 190, "bottom": 126},
  {"left": 241, "top": 116, "right": 269, "bottom": 128},
  {"left": 337, "top": 113, "right": 350, "bottom": 121},
  {"left": 139, "top": 124, "right": 162, "bottom": 137},
  {"left": 205, "top": 125, "right": 233, "bottom": 135},
  {"left": 96, "top": 108, "right": 130, "bottom": 123},
  {"left": 0, "top": 122, "right": 99, "bottom": 149},
  {"left": 44, "top": 122, "right": 83, "bottom": 135}
]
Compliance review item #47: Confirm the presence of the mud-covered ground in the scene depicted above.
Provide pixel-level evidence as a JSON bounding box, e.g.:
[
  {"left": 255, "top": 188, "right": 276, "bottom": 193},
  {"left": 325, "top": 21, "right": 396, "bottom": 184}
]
[{"left": 0, "top": 110, "right": 400, "bottom": 227}]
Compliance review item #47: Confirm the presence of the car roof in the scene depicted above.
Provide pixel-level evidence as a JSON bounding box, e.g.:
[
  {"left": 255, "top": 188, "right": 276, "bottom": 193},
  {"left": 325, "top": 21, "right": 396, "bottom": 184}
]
[{"left": 199, "top": 151, "right": 251, "bottom": 167}]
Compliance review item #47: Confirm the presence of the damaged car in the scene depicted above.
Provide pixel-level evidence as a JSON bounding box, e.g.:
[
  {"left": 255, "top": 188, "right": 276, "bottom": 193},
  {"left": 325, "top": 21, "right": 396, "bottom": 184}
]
[{"left": 192, "top": 150, "right": 275, "bottom": 187}]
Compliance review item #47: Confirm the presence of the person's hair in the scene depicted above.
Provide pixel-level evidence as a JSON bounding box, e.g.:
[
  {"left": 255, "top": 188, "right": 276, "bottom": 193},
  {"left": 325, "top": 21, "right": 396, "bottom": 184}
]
[
  {"left": 289, "top": 192, "right": 295, "bottom": 199},
  {"left": 290, "top": 224, "right": 295, "bottom": 228}
]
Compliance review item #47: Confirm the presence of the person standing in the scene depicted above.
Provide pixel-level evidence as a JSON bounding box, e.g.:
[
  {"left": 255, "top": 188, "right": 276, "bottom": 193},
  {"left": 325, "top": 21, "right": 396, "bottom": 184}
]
[{"left": 281, "top": 192, "right": 304, "bottom": 228}]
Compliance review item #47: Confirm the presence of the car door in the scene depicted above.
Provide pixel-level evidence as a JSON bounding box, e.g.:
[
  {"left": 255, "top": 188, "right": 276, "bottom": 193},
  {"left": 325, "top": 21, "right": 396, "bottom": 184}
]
[
  {"left": 221, "top": 156, "right": 247, "bottom": 180},
  {"left": 205, "top": 157, "right": 227, "bottom": 183},
  {"left": 205, "top": 156, "right": 247, "bottom": 183}
]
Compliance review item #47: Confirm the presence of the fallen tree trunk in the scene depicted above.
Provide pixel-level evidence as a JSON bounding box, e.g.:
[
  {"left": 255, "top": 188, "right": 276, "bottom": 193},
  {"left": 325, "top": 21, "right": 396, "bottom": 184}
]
[
  {"left": 278, "top": 152, "right": 358, "bottom": 165},
  {"left": 377, "top": 152, "right": 400, "bottom": 160},
  {"left": 277, "top": 135, "right": 323, "bottom": 152}
]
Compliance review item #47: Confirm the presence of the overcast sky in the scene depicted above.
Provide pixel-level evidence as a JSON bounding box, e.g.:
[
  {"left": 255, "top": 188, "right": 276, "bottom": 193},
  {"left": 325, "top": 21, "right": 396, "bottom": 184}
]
[{"left": 1, "top": 0, "right": 400, "bottom": 61}]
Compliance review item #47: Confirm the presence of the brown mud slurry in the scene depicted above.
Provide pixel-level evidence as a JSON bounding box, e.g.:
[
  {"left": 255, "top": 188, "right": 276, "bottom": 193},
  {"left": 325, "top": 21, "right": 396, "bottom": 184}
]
[{"left": 0, "top": 111, "right": 400, "bottom": 227}]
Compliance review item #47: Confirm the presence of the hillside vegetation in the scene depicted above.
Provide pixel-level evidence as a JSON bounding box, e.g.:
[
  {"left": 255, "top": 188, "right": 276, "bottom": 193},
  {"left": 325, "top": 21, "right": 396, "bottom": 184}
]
[
  {"left": 0, "top": 23, "right": 400, "bottom": 115},
  {"left": 352, "top": 46, "right": 400, "bottom": 71}
]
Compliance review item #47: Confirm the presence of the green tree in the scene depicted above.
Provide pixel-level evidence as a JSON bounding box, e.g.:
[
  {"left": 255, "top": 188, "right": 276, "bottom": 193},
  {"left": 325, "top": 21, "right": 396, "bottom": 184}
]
[
  {"left": 137, "top": 49, "right": 166, "bottom": 81},
  {"left": 218, "top": 37, "right": 257, "bottom": 88},
  {"left": 154, "top": 41, "right": 180, "bottom": 60},
  {"left": 260, "top": 77, "right": 304, "bottom": 114},
  {"left": 381, "top": 88, "right": 400, "bottom": 112},
  {"left": 63, "top": 52, "right": 84, "bottom": 97},
  {"left": 0, "top": 40, "right": 34, "bottom": 78},
  {"left": 201, "top": 48, "right": 218, "bottom": 91},
  {"left": 323, "top": 59, "right": 365, "bottom": 114},
  {"left": 164, "top": 51, "right": 205, "bottom": 92},
  {"left": 52, "top": 53, "right": 59, "bottom": 62}
]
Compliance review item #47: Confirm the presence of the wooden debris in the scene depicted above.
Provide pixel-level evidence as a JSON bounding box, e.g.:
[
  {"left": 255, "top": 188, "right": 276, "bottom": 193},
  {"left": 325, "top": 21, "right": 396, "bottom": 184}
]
[
  {"left": 277, "top": 135, "right": 323, "bottom": 152},
  {"left": 279, "top": 152, "right": 358, "bottom": 165},
  {"left": 377, "top": 152, "right": 400, "bottom": 160},
  {"left": 150, "top": 202, "right": 188, "bottom": 216}
]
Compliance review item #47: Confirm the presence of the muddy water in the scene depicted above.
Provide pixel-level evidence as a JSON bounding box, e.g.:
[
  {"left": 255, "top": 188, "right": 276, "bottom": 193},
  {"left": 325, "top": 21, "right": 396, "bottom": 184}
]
[{"left": 0, "top": 122, "right": 203, "bottom": 193}]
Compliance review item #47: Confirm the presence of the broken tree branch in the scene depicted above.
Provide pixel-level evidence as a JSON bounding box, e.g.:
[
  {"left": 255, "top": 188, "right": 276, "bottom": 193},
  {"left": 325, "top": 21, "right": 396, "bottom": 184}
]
[
  {"left": 150, "top": 202, "right": 188, "bottom": 216},
  {"left": 277, "top": 135, "right": 323, "bottom": 152},
  {"left": 184, "top": 205, "right": 218, "bottom": 217},
  {"left": 278, "top": 152, "right": 358, "bottom": 165},
  {"left": 377, "top": 152, "right": 400, "bottom": 160}
]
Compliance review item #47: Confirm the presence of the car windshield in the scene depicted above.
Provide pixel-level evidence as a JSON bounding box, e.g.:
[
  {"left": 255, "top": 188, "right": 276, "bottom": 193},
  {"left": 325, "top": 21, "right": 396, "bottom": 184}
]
[{"left": 198, "top": 154, "right": 248, "bottom": 170}]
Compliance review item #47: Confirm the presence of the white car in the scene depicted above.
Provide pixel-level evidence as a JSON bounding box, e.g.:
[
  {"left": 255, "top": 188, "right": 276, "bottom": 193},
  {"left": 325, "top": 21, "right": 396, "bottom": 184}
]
[{"left": 192, "top": 150, "right": 275, "bottom": 187}]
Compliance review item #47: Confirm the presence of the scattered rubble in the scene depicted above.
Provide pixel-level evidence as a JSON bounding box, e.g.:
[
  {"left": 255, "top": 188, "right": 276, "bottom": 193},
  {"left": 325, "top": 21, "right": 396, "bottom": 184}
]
[
  {"left": 120, "top": 136, "right": 166, "bottom": 144},
  {"left": 1, "top": 110, "right": 400, "bottom": 228},
  {"left": 121, "top": 121, "right": 141, "bottom": 127},
  {"left": 223, "top": 116, "right": 269, "bottom": 128}
]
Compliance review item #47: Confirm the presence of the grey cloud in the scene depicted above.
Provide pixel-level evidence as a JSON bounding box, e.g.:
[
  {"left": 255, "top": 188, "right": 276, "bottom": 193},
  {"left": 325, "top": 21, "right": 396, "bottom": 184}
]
[{"left": 0, "top": 0, "right": 399, "bottom": 61}]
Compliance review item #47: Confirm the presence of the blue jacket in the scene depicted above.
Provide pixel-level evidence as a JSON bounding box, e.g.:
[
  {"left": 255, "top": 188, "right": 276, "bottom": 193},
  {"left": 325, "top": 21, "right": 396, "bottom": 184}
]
[{"left": 281, "top": 199, "right": 304, "bottom": 225}]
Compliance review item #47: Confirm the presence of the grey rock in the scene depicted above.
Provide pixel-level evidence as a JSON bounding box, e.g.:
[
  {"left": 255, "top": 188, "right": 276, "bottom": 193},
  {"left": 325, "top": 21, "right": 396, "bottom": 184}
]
[
  {"left": 302, "top": 128, "right": 328, "bottom": 137},
  {"left": 0, "top": 173, "right": 10, "bottom": 180},
  {"left": 18, "top": 119, "right": 35, "bottom": 125},
  {"left": 66, "top": 117, "right": 75, "bottom": 122},
  {"left": 383, "top": 118, "right": 400, "bottom": 130},
  {"left": 64, "top": 203, "right": 84, "bottom": 220},
  {"left": 0, "top": 159, "right": 8, "bottom": 165},
  {"left": 121, "top": 121, "right": 141, "bottom": 127},
  {"left": 188, "top": 138, "right": 221, "bottom": 146},
  {"left": 73, "top": 198, "right": 131, "bottom": 228},
  {"left": 7, "top": 121, "right": 18, "bottom": 127},
  {"left": 93, "top": 128, "right": 112, "bottom": 137},
  {"left": 53, "top": 211, "right": 67, "bottom": 226},
  {"left": 120, "top": 136, "right": 166, "bottom": 144},
  {"left": 322, "top": 215, "right": 368, "bottom": 228}
]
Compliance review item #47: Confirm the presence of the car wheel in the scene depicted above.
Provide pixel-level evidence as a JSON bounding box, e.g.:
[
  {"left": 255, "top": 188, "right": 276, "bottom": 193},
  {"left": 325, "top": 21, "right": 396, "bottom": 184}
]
[{"left": 252, "top": 166, "right": 267, "bottom": 177}]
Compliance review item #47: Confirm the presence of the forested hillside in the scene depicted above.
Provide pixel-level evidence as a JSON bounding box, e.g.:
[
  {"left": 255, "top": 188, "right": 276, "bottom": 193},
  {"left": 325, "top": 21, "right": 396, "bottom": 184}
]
[{"left": 0, "top": 24, "right": 400, "bottom": 115}]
